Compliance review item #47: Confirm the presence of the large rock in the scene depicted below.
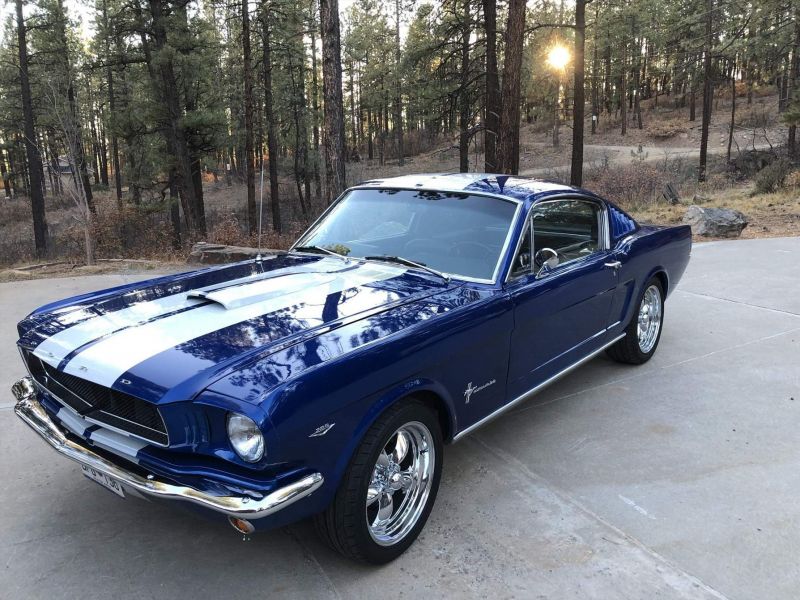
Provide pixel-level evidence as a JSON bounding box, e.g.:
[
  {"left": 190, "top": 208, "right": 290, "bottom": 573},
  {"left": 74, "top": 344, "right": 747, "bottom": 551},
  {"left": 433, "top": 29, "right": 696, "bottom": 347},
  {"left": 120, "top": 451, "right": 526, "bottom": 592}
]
[
  {"left": 187, "top": 242, "right": 281, "bottom": 264},
  {"left": 682, "top": 205, "right": 748, "bottom": 238}
]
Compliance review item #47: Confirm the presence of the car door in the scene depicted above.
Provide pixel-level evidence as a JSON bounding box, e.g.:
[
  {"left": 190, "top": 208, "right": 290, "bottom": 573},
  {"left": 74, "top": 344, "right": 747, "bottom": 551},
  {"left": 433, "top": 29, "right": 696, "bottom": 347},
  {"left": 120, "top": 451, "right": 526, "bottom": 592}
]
[{"left": 505, "top": 197, "right": 619, "bottom": 400}]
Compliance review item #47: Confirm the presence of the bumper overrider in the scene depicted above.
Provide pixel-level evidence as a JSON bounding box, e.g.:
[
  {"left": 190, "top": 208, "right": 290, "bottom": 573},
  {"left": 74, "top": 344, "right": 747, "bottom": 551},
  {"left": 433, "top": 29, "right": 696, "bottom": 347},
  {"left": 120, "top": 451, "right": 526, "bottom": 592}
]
[{"left": 12, "top": 377, "right": 323, "bottom": 525}]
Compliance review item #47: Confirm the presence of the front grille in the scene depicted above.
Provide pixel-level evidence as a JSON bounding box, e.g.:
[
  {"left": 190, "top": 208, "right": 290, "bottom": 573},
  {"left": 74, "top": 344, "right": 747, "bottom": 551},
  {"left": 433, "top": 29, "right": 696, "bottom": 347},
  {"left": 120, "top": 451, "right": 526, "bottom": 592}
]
[{"left": 24, "top": 351, "right": 168, "bottom": 446}]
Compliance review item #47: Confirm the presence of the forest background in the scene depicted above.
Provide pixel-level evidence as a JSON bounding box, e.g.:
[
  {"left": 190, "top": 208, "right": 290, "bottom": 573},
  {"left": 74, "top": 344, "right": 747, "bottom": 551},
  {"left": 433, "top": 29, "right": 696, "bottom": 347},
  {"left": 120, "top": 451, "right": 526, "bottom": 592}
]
[{"left": 1, "top": 0, "right": 799, "bottom": 271}]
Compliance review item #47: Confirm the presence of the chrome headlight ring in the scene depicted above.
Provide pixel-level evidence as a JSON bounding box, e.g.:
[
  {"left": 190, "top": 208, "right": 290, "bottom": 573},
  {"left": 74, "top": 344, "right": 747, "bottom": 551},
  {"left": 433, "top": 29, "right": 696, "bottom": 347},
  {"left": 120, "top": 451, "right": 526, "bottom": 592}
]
[{"left": 226, "top": 413, "right": 265, "bottom": 463}]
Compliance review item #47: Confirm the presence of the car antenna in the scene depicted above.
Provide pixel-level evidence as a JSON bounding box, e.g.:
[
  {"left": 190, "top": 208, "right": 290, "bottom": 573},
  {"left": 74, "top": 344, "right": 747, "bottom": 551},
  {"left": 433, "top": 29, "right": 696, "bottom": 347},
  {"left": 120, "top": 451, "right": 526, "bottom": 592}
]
[{"left": 256, "top": 155, "right": 265, "bottom": 263}]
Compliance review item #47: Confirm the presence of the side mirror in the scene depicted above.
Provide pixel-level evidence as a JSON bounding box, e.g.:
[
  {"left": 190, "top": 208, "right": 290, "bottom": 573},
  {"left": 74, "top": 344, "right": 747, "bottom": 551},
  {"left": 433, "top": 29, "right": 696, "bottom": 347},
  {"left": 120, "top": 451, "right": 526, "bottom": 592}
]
[{"left": 534, "top": 248, "right": 559, "bottom": 277}]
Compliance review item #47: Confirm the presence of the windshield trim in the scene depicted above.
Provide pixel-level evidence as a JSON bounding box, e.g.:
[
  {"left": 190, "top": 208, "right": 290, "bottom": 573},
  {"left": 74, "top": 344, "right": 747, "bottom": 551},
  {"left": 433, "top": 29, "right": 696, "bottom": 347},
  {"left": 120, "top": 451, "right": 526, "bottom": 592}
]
[{"left": 291, "top": 186, "right": 524, "bottom": 285}]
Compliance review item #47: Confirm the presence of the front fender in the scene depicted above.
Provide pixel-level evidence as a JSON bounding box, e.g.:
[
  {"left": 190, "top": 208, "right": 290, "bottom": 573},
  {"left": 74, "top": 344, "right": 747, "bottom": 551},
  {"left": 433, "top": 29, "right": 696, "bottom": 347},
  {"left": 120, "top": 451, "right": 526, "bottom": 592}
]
[{"left": 322, "top": 376, "right": 456, "bottom": 501}]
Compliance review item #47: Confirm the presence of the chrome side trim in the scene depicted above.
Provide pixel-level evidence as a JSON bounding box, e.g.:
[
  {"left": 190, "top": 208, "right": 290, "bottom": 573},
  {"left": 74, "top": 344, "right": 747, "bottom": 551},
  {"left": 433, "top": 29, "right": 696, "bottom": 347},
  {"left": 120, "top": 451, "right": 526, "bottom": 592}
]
[
  {"left": 12, "top": 377, "right": 323, "bottom": 520},
  {"left": 453, "top": 333, "right": 626, "bottom": 441}
]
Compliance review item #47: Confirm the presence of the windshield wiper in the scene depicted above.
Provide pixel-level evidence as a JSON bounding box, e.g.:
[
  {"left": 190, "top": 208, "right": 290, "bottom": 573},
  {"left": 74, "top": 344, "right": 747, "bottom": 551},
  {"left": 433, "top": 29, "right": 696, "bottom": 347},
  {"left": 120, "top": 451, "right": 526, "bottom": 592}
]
[
  {"left": 364, "top": 255, "right": 450, "bottom": 283},
  {"left": 293, "top": 245, "right": 347, "bottom": 259}
]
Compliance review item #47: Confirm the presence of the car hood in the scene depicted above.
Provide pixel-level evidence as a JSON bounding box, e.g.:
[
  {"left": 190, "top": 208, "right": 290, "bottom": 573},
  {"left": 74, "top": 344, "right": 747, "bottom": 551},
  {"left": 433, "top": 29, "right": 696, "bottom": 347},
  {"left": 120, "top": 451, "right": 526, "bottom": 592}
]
[{"left": 18, "top": 254, "right": 455, "bottom": 403}]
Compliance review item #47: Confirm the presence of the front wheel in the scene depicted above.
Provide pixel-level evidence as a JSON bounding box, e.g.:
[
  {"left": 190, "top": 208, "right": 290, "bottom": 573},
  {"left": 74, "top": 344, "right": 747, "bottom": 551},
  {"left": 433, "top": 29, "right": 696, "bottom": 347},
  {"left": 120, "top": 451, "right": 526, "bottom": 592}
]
[
  {"left": 607, "top": 277, "right": 665, "bottom": 364},
  {"left": 314, "top": 400, "right": 442, "bottom": 563}
]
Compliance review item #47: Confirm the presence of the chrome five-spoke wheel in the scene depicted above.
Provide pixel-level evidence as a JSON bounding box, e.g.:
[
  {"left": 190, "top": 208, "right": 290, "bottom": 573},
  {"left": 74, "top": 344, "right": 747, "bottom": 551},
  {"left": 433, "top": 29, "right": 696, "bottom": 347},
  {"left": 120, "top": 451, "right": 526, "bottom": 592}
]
[
  {"left": 366, "top": 422, "right": 435, "bottom": 546},
  {"left": 315, "top": 400, "right": 442, "bottom": 563},
  {"left": 607, "top": 276, "right": 665, "bottom": 365},
  {"left": 637, "top": 284, "right": 662, "bottom": 354}
]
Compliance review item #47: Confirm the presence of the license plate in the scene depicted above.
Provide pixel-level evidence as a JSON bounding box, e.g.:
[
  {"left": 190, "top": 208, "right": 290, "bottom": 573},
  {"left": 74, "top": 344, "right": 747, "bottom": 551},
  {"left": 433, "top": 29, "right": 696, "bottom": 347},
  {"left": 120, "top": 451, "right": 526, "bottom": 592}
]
[{"left": 81, "top": 465, "right": 125, "bottom": 498}]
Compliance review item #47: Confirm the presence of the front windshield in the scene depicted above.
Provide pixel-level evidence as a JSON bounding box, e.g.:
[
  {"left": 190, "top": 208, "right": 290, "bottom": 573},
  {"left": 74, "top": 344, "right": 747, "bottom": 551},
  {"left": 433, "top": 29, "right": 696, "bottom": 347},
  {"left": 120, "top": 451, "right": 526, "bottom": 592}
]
[{"left": 295, "top": 188, "right": 519, "bottom": 281}]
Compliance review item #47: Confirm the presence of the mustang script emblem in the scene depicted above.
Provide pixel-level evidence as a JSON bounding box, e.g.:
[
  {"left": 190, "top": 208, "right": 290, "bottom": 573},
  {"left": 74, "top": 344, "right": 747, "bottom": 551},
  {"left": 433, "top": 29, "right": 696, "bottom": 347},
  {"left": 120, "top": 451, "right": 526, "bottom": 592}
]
[{"left": 464, "top": 379, "right": 496, "bottom": 404}]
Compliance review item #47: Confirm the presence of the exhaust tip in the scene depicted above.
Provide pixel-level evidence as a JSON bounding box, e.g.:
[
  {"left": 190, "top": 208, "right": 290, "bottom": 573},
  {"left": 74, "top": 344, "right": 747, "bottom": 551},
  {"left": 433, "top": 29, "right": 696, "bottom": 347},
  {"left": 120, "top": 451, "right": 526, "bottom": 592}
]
[{"left": 228, "top": 516, "right": 255, "bottom": 535}]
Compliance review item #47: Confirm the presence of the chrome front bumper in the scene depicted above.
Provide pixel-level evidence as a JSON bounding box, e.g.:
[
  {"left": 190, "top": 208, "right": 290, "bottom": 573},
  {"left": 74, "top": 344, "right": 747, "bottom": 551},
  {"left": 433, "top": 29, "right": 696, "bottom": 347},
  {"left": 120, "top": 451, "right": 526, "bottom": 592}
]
[{"left": 12, "top": 377, "right": 323, "bottom": 520}]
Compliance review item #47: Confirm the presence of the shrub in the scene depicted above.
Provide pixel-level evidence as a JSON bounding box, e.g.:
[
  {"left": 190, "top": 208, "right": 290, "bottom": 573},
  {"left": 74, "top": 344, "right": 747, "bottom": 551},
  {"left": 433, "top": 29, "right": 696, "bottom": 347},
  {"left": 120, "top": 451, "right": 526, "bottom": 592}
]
[
  {"left": 586, "top": 163, "right": 665, "bottom": 208},
  {"left": 736, "top": 107, "right": 776, "bottom": 129},
  {"left": 785, "top": 169, "right": 800, "bottom": 188},
  {"left": 753, "top": 159, "right": 791, "bottom": 195}
]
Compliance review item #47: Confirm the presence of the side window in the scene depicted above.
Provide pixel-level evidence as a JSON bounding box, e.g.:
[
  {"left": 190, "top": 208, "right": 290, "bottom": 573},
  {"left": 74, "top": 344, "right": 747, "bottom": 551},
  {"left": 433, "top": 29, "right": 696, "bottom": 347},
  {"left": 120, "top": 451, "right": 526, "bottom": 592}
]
[
  {"left": 510, "top": 222, "right": 532, "bottom": 278},
  {"left": 531, "top": 199, "right": 603, "bottom": 264}
]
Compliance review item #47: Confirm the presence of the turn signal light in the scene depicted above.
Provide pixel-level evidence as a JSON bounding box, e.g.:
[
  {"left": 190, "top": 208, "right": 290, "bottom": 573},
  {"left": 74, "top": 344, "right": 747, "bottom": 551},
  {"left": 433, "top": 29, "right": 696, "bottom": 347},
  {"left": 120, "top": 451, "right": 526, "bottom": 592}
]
[{"left": 228, "top": 517, "right": 255, "bottom": 534}]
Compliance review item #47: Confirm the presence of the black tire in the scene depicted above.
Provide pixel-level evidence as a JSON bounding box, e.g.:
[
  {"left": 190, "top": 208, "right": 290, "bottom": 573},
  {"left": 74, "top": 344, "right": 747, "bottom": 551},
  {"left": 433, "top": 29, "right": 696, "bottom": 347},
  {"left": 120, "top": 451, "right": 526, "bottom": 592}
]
[
  {"left": 607, "top": 277, "right": 665, "bottom": 365},
  {"left": 314, "top": 399, "right": 443, "bottom": 564}
]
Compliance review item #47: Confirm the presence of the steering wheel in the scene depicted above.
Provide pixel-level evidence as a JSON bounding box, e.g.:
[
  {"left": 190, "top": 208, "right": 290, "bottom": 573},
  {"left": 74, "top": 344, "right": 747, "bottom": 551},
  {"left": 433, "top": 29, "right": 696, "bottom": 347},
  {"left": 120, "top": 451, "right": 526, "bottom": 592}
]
[
  {"left": 450, "top": 241, "right": 493, "bottom": 259},
  {"left": 534, "top": 247, "right": 560, "bottom": 270}
]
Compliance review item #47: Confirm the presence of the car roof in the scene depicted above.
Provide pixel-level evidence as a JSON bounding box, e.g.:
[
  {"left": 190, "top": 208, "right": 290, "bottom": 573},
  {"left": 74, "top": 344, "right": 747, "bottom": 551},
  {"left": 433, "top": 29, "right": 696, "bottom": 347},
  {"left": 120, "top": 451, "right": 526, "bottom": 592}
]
[{"left": 356, "top": 173, "right": 581, "bottom": 202}]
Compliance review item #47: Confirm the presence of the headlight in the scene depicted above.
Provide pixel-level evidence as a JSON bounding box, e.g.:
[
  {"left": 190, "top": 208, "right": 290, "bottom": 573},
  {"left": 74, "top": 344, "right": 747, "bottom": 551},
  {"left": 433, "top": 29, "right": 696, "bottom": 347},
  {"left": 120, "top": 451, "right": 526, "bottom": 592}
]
[{"left": 226, "top": 413, "right": 265, "bottom": 462}]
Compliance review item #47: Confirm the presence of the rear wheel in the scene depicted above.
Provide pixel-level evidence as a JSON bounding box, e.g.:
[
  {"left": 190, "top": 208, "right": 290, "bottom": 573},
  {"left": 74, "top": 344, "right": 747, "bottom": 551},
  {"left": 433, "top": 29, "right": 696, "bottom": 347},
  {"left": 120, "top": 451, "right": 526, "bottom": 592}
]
[
  {"left": 314, "top": 400, "right": 442, "bottom": 564},
  {"left": 607, "top": 277, "right": 664, "bottom": 365}
]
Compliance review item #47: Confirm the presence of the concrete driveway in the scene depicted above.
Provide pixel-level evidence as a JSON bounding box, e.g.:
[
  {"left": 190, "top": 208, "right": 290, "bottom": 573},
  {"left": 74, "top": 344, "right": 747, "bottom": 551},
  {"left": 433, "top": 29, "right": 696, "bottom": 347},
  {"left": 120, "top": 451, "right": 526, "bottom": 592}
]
[{"left": 1, "top": 237, "right": 798, "bottom": 599}]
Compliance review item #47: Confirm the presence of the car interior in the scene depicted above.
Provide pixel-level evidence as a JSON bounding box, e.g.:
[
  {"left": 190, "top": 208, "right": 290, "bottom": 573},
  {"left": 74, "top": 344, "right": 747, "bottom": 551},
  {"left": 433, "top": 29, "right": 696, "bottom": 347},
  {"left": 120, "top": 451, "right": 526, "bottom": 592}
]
[{"left": 512, "top": 198, "right": 603, "bottom": 277}]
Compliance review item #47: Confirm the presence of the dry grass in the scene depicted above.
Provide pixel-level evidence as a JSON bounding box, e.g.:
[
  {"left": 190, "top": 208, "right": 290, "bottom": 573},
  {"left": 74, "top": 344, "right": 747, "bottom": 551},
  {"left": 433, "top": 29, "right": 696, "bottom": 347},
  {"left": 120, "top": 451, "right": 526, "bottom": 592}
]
[
  {"left": 0, "top": 259, "right": 185, "bottom": 284},
  {"left": 629, "top": 181, "right": 800, "bottom": 240}
]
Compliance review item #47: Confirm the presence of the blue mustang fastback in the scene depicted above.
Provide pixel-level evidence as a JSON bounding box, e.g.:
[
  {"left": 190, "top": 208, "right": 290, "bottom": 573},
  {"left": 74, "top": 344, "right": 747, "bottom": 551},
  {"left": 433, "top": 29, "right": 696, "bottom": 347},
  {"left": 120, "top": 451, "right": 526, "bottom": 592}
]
[{"left": 12, "top": 174, "right": 691, "bottom": 563}]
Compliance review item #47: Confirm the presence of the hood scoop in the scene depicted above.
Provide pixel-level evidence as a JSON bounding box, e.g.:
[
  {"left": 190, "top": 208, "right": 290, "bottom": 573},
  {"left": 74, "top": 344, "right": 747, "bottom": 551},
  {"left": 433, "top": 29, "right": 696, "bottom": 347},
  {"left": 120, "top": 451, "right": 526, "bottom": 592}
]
[{"left": 189, "top": 272, "right": 339, "bottom": 310}]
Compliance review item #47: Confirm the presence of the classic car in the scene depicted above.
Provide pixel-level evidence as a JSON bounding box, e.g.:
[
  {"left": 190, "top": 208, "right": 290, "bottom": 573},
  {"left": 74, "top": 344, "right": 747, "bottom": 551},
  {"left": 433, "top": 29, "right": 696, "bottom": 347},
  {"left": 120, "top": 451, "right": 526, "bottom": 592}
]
[{"left": 12, "top": 173, "right": 691, "bottom": 563}]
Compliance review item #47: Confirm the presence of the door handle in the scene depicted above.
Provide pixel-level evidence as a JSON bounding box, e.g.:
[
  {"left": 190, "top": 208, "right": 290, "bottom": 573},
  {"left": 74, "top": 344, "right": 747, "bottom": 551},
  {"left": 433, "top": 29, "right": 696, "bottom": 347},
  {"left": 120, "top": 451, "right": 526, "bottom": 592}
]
[{"left": 604, "top": 260, "right": 622, "bottom": 270}]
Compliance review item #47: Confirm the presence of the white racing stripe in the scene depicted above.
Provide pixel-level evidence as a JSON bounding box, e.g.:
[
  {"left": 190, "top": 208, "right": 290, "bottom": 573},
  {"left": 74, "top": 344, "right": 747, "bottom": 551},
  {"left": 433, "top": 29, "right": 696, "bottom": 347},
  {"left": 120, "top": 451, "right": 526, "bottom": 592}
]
[
  {"left": 34, "top": 292, "right": 205, "bottom": 368},
  {"left": 61, "top": 263, "right": 405, "bottom": 387},
  {"left": 191, "top": 271, "right": 337, "bottom": 309},
  {"left": 32, "top": 258, "right": 347, "bottom": 368}
]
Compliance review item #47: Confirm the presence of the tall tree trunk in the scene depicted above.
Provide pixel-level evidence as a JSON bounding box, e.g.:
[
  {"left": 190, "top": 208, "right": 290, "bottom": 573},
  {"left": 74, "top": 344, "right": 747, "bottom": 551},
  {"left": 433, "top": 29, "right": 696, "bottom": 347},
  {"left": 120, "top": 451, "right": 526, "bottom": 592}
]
[
  {"left": 603, "top": 29, "right": 612, "bottom": 113},
  {"left": 16, "top": 0, "right": 48, "bottom": 256},
  {"left": 727, "top": 59, "right": 736, "bottom": 163},
  {"left": 570, "top": 0, "right": 588, "bottom": 186},
  {"left": 496, "top": 0, "right": 526, "bottom": 174},
  {"left": 242, "top": 0, "right": 256, "bottom": 234},
  {"left": 788, "top": 9, "right": 800, "bottom": 158},
  {"left": 483, "top": 0, "right": 500, "bottom": 172},
  {"left": 298, "top": 44, "right": 311, "bottom": 207},
  {"left": 175, "top": 3, "right": 205, "bottom": 233},
  {"left": 309, "top": 8, "right": 322, "bottom": 199},
  {"left": 87, "top": 82, "right": 102, "bottom": 186},
  {"left": 349, "top": 60, "right": 357, "bottom": 150},
  {"left": 67, "top": 81, "right": 95, "bottom": 213},
  {"left": 621, "top": 26, "right": 627, "bottom": 136},
  {"left": 261, "top": 7, "right": 281, "bottom": 232},
  {"left": 287, "top": 40, "right": 309, "bottom": 218},
  {"left": 367, "top": 106, "right": 374, "bottom": 160},
  {"left": 104, "top": 0, "right": 123, "bottom": 205},
  {"left": 148, "top": 0, "right": 204, "bottom": 236},
  {"left": 1, "top": 149, "right": 11, "bottom": 198},
  {"left": 320, "top": 0, "right": 346, "bottom": 202},
  {"left": 698, "top": 0, "right": 714, "bottom": 182},
  {"left": 56, "top": 0, "right": 94, "bottom": 213},
  {"left": 632, "top": 21, "right": 643, "bottom": 130},
  {"left": 46, "top": 129, "right": 62, "bottom": 195},
  {"left": 168, "top": 166, "right": 181, "bottom": 249},
  {"left": 393, "top": 0, "right": 404, "bottom": 166},
  {"left": 552, "top": 77, "right": 560, "bottom": 148},
  {"left": 99, "top": 123, "right": 109, "bottom": 187},
  {"left": 458, "top": 0, "right": 470, "bottom": 173},
  {"left": 38, "top": 132, "right": 49, "bottom": 196},
  {"left": 591, "top": 2, "right": 599, "bottom": 135}
]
